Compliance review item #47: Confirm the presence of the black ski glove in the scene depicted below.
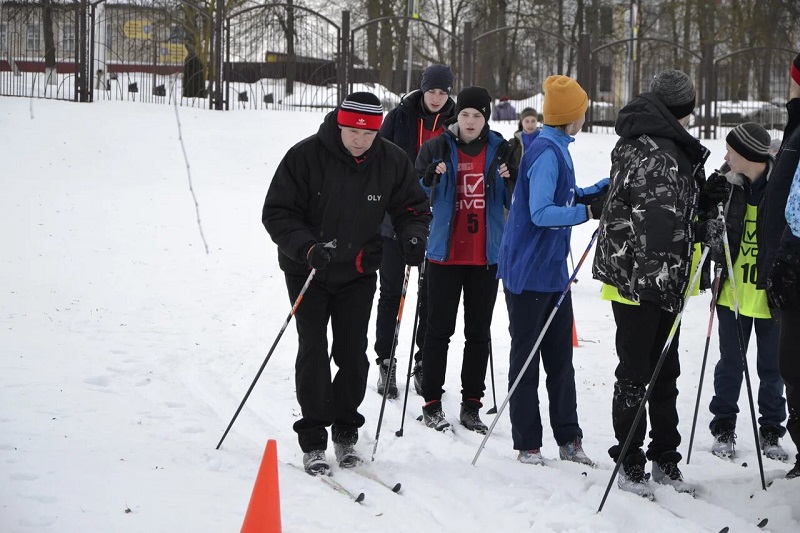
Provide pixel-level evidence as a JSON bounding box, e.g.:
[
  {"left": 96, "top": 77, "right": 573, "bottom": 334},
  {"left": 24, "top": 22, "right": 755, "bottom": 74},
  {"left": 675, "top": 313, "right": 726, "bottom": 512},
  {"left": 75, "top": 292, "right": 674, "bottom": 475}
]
[
  {"left": 766, "top": 258, "right": 800, "bottom": 309},
  {"left": 576, "top": 184, "right": 610, "bottom": 205},
  {"left": 307, "top": 242, "right": 335, "bottom": 270},
  {"left": 700, "top": 172, "right": 731, "bottom": 213},
  {"left": 696, "top": 218, "right": 727, "bottom": 258},
  {"left": 422, "top": 162, "right": 441, "bottom": 187},
  {"left": 401, "top": 236, "right": 427, "bottom": 267},
  {"left": 588, "top": 194, "right": 607, "bottom": 219}
]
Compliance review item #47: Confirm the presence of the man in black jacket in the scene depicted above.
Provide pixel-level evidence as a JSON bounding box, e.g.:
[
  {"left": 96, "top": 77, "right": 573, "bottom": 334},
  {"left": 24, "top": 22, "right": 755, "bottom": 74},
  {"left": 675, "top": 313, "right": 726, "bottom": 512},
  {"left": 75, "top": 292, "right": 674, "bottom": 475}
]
[
  {"left": 373, "top": 64, "right": 456, "bottom": 399},
  {"left": 760, "top": 53, "right": 800, "bottom": 479},
  {"left": 262, "top": 92, "right": 432, "bottom": 476}
]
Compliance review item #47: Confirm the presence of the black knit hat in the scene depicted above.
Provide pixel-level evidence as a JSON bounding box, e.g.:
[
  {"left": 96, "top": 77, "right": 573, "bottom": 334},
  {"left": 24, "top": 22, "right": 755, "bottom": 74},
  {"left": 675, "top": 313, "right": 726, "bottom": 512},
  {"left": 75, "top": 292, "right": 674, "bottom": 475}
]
[
  {"left": 420, "top": 64, "right": 454, "bottom": 95},
  {"left": 456, "top": 86, "right": 491, "bottom": 121},
  {"left": 650, "top": 69, "right": 696, "bottom": 119},
  {"left": 792, "top": 53, "right": 800, "bottom": 86},
  {"left": 726, "top": 122, "right": 771, "bottom": 163},
  {"left": 337, "top": 92, "right": 383, "bottom": 130}
]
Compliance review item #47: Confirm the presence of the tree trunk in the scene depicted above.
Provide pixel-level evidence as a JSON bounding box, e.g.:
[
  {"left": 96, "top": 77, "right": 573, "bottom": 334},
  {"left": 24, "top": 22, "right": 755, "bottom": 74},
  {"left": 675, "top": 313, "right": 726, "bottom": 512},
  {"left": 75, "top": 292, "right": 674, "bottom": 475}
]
[{"left": 42, "top": 0, "right": 57, "bottom": 85}]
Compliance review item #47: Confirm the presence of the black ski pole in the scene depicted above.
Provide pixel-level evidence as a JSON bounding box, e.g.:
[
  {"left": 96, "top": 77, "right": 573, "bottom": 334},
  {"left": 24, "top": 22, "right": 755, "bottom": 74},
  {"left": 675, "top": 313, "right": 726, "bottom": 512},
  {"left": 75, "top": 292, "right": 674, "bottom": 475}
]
[
  {"left": 372, "top": 263, "right": 412, "bottom": 460},
  {"left": 597, "top": 244, "right": 711, "bottom": 512},
  {"left": 687, "top": 264, "right": 723, "bottom": 464},
  {"left": 486, "top": 337, "right": 499, "bottom": 414},
  {"left": 216, "top": 239, "right": 335, "bottom": 450},
  {"left": 719, "top": 205, "right": 766, "bottom": 491},
  {"left": 472, "top": 228, "right": 599, "bottom": 466},
  {"left": 396, "top": 261, "right": 427, "bottom": 437}
]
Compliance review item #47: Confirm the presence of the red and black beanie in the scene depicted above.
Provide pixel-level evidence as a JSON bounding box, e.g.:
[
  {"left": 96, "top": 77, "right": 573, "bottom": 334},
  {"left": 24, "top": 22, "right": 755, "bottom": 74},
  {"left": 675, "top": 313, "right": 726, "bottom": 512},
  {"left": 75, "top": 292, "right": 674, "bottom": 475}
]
[
  {"left": 337, "top": 92, "right": 384, "bottom": 130},
  {"left": 792, "top": 53, "right": 800, "bottom": 86}
]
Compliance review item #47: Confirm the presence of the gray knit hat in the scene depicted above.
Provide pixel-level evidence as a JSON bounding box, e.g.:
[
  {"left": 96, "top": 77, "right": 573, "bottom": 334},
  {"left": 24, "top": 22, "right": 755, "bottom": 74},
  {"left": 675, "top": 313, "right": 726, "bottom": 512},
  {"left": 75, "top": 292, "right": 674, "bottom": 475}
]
[
  {"left": 726, "top": 122, "right": 771, "bottom": 163},
  {"left": 650, "top": 69, "right": 696, "bottom": 119}
]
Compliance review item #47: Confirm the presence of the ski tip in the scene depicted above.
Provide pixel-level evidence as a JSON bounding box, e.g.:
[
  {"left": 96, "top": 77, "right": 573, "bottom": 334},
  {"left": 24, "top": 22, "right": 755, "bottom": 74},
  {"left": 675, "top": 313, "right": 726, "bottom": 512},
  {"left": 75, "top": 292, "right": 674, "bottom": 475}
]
[
  {"left": 355, "top": 492, "right": 365, "bottom": 504},
  {"left": 391, "top": 483, "right": 402, "bottom": 493},
  {"left": 756, "top": 518, "right": 768, "bottom": 528},
  {"left": 416, "top": 415, "right": 423, "bottom": 422},
  {"left": 719, "top": 527, "right": 729, "bottom": 533}
]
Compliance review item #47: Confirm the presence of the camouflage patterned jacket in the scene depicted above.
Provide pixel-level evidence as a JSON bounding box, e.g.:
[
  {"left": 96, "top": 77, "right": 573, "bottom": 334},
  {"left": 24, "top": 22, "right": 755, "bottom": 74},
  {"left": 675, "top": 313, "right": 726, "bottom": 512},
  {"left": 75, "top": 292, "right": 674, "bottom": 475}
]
[{"left": 592, "top": 93, "right": 710, "bottom": 313}]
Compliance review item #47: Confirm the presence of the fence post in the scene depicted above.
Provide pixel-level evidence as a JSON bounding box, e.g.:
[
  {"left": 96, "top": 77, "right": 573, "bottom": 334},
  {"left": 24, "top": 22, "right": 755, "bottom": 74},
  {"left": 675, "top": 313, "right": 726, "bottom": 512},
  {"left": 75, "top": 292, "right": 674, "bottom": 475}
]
[
  {"left": 77, "top": 0, "right": 88, "bottom": 102},
  {"left": 462, "top": 21, "right": 473, "bottom": 88},
  {"left": 701, "top": 41, "right": 715, "bottom": 140},
  {"left": 578, "top": 33, "right": 591, "bottom": 132},
  {"left": 213, "top": 0, "right": 224, "bottom": 110},
  {"left": 340, "top": 10, "right": 350, "bottom": 102}
]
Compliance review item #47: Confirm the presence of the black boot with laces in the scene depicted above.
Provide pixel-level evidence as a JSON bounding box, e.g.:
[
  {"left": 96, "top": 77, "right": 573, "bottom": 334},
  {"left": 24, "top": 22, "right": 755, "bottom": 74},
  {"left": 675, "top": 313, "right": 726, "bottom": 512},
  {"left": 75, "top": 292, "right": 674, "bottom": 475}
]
[
  {"left": 377, "top": 358, "right": 397, "bottom": 399},
  {"left": 459, "top": 399, "right": 488, "bottom": 434}
]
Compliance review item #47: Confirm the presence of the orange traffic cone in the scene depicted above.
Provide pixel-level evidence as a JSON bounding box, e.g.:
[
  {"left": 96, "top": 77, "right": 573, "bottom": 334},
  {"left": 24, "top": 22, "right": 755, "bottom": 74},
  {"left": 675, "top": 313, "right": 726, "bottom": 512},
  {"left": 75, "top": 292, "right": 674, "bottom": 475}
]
[
  {"left": 241, "top": 439, "right": 282, "bottom": 533},
  {"left": 572, "top": 320, "right": 580, "bottom": 348}
]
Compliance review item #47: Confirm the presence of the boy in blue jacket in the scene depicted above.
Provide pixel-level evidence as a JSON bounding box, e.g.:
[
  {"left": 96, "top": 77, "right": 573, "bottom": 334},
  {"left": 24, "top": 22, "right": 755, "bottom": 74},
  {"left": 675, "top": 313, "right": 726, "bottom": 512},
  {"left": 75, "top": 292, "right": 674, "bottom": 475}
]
[
  {"left": 416, "top": 86, "right": 513, "bottom": 433},
  {"left": 497, "top": 75, "right": 608, "bottom": 466}
]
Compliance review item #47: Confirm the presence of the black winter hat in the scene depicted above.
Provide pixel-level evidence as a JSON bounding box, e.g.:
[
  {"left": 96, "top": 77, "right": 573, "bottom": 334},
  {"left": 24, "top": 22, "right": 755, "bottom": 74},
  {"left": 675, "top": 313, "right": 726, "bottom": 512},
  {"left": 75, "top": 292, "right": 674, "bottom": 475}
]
[
  {"left": 420, "top": 64, "right": 454, "bottom": 94},
  {"left": 726, "top": 122, "right": 771, "bottom": 163},
  {"left": 650, "top": 69, "right": 696, "bottom": 119},
  {"left": 455, "top": 86, "right": 492, "bottom": 121}
]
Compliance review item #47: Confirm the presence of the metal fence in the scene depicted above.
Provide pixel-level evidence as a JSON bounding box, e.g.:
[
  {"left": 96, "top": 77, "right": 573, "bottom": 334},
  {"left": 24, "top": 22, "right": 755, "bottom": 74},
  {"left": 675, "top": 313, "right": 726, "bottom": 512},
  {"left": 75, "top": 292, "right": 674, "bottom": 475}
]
[{"left": 1, "top": 1, "right": 797, "bottom": 139}]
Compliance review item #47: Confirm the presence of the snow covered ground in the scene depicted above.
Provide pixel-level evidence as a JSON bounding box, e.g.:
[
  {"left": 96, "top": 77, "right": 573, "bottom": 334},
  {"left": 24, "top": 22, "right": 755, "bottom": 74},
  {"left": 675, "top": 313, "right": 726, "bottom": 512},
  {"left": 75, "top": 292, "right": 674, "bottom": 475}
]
[{"left": 1, "top": 96, "right": 798, "bottom": 532}]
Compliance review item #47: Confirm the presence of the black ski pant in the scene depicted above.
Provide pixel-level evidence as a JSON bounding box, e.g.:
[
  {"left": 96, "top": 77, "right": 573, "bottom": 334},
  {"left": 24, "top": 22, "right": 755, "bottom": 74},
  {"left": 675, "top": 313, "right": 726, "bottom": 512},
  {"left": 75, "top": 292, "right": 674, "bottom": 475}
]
[
  {"left": 421, "top": 263, "right": 498, "bottom": 404},
  {"left": 777, "top": 306, "right": 800, "bottom": 460},
  {"left": 286, "top": 271, "right": 376, "bottom": 453},
  {"left": 609, "top": 300, "right": 682, "bottom": 464},
  {"left": 505, "top": 289, "right": 582, "bottom": 450},
  {"left": 374, "top": 236, "right": 428, "bottom": 364}
]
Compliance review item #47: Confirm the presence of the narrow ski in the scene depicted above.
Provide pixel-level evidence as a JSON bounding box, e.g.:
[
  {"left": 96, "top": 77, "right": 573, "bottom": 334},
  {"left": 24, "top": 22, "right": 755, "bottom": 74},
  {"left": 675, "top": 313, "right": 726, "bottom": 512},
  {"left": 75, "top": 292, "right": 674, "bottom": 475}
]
[{"left": 319, "top": 475, "right": 365, "bottom": 503}]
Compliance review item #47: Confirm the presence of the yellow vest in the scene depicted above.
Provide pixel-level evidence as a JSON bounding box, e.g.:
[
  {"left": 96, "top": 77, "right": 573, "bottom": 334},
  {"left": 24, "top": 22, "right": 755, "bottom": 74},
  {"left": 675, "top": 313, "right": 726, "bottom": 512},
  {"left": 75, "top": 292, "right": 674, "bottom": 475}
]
[
  {"left": 716, "top": 204, "right": 771, "bottom": 319},
  {"left": 601, "top": 244, "right": 703, "bottom": 305}
]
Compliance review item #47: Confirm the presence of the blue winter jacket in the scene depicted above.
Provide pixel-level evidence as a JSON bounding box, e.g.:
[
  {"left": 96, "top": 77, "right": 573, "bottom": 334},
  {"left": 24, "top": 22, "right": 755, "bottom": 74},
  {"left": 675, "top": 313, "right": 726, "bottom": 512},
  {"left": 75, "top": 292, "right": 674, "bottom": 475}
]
[
  {"left": 416, "top": 125, "right": 510, "bottom": 264},
  {"left": 498, "top": 126, "right": 608, "bottom": 293}
]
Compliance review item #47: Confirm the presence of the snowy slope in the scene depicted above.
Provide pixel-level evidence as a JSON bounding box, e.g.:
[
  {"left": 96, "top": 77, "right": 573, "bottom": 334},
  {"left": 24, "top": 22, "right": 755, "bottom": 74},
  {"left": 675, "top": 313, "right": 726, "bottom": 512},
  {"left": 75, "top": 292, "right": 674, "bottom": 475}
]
[{"left": 1, "top": 96, "right": 798, "bottom": 532}]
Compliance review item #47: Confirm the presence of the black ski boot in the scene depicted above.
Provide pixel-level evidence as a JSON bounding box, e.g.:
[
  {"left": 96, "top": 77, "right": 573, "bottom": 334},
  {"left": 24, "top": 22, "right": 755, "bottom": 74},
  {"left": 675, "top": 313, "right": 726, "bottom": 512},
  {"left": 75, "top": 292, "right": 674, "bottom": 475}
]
[
  {"left": 422, "top": 400, "right": 451, "bottom": 431},
  {"left": 377, "top": 358, "right": 397, "bottom": 399},
  {"left": 413, "top": 359, "right": 424, "bottom": 396},
  {"left": 333, "top": 442, "right": 362, "bottom": 469},
  {"left": 302, "top": 449, "right": 331, "bottom": 476},
  {"left": 459, "top": 399, "right": 488, "bottom": 434}
]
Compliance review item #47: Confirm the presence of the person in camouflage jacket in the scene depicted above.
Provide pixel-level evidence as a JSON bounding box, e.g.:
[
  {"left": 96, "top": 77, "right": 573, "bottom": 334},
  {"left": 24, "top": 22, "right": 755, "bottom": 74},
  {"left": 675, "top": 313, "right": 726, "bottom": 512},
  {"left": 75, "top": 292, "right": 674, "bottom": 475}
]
[{"left": 591, "top": 69, "right": 711, "bottom": 498}]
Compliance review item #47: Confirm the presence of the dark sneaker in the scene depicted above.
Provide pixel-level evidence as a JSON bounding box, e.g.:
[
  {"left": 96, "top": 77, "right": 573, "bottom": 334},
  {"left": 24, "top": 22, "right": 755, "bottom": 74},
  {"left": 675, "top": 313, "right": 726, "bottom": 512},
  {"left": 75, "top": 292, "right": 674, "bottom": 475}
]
[
  {"left": 559, "top": 437, "right": 594, "bottom": 466},
  {"left": 459, "top": 399, "right": 488, "bottom": 434},
  {"left": 786, "top": 462, "right": 800, "bottom": 479},
  {"left": 760, "top": 427, "right": 789, "bottom": 462},
  {"left": 377, "top": 358, "right": 397, "bottom": 399},
  {"left": 422, "top": 400, "right": 451, "bottom": 432},
  {"left": 333, "top": 442, "right": 362, "bottom": 469},
  {"left": 413, "top": 359, "right": 423, "bottom": 396},
  {"left": 617, "top": 453, "right": 653, "bottom": 500},
  {"left": 302, "top": 449, "right": 331, "bottom": 476},
  {"left": 711, "top": 428, "right": 736, "bottom": 459},
  {"left": 652, "top": 451, "right": 695, "bottom": 496},
  {"left": 517, "top": 449, "right": 545, "bottom": 465}
]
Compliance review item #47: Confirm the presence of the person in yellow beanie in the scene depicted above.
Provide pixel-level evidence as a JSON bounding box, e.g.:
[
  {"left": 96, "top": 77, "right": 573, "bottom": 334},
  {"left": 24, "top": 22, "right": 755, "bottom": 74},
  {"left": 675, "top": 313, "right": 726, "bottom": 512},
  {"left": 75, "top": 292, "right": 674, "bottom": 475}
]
[{"left": 497, "top": 75, "right": 608, "bottom": 466}]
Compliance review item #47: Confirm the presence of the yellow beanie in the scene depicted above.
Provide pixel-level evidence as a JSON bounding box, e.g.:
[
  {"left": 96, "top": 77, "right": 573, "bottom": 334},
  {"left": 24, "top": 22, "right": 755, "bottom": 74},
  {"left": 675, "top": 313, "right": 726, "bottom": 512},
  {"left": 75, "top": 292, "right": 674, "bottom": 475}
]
[{"left": 542, "top": 75, "right": 588, "bottom": 126}]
